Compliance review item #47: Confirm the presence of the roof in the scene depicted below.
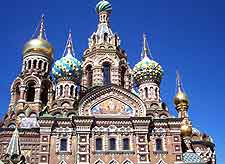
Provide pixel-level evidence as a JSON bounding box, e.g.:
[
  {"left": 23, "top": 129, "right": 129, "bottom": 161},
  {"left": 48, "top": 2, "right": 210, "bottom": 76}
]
[{"left": 183, "top": 152, "right": 204, "bottom": 164}]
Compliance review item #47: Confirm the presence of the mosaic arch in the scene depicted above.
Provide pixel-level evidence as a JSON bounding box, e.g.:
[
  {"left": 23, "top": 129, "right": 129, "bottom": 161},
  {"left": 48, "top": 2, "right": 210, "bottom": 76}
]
[{"left": 91, "top": 98, "right": 135, "bottom": 116}]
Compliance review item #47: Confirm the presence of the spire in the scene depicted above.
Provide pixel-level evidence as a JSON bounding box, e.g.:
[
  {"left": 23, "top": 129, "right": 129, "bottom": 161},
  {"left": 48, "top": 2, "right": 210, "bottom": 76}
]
[
  {"left": 6, "top": 117, "right": 21, "bottom": 157},
  {"left": 63, "top": 30, "right": 75, "bottom": 57},
  {"left": 142, "top": 33, "right": 152, "bottom": 59},
  {"left": 176, "top": 70, "right": 183, "bottom": 93},
  {"left": 32, "top": 14, "right": 47, "bottom": 40}
]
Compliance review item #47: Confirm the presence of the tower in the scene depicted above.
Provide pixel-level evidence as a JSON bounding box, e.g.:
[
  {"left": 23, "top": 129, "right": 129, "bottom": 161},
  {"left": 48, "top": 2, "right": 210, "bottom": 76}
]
[
  {"left": 133, "top": 34, "right": 168, "bottom": 118},
  {"left": 6, "top": 15, "right": 54, "bottom": 127},
  {"left": 81, "top": 0, "right": 132, "bottom": 89},
  {"left": 52, "top": 31, "right": 81, "bottom": 117}
]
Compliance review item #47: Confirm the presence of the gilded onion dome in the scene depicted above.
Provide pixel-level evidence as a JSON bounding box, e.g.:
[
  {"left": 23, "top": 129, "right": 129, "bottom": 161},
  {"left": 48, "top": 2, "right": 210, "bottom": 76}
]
[
  {"left": 52, "top": 31, "right": 81, "bottom": 81},
  {"left": 96, "top": 0, "right": 112, "bottom": 14},
  {"left": 133, "top": 34, "right": 163, "bottom": 85},
  {"left": 23, "top": 15, "right": 53, "bottom": 59},
  {"left": 174, "top": 71, "right": 189, "bottom": 107}
]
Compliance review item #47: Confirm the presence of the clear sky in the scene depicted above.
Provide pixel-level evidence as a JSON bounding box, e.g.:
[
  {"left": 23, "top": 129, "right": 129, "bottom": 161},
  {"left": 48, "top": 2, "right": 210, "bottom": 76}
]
[{"left": 0, "top": 0, "right": 224, "bottom": 162}]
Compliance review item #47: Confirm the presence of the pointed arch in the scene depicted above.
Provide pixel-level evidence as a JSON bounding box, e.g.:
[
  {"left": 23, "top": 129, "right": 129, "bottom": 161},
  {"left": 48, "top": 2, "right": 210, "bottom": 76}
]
[
  {"left": 122, "top": 159, "right": 133, "bottom": 164},
  {"left": 79, "top": 85, "right": 146, "bottom": 117},
  {"left": 59, "top": 160, "right": 67, "bottom": 164},
  {"left": 156, "top": 159, "right": 167, "bottom": 164}
]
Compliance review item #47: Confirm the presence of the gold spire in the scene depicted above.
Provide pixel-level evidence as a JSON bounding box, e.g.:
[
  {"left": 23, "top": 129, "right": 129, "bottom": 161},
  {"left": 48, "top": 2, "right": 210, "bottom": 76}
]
[
  {"left": 37, "top": 14, "right": 45, "bottom": 39},
  {"left": 174, "top": 71, "right": 189, "bottom": 114}
]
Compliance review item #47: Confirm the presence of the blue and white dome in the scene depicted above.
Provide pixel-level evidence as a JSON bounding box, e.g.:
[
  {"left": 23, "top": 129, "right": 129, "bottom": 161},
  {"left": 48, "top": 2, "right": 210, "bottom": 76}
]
[{"left": 52, "top": 32, "right": 81, "bottom": 81}]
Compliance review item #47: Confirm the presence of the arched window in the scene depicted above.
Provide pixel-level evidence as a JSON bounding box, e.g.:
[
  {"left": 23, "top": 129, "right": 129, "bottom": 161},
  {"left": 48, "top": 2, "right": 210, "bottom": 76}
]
[
  {"left": 145, "top": 87, "right": 148, "bottom": 98},
  {"left": 28, "top": 60, "right": 31, "bottom": 69},
  {"left": 103, "top": 62, "right": 111, "bottom": 85},
  {"left": 43, "top": 62, "right": 47, "bottom": 72},
  {"left": 109, "top": 138, "right": 116, "bottom": 150},
  {"left": 121, "top": 67, "right": 126, "bottom": 87},
  {"left": 60, "top": 138, "right": 68, "bottom": 151},
  {"left": 33, "top": 60, "right": 37, "bottom": 69},
  {"left": 156, "top": 138, "right": 163, "bottom": 151},
  {"left": 38, "top": 60, "right": 43, "bottom": 70},
  {"left": 60, "top": 85, "right": 63, "bottom": 96},
  {"left": 41, "top": 82, "right": 48, "bottom": 106},
  {"left": 15, "top": 83, "right": 20, "bottom": 102},
  {"left": 26, "top": 81, "right": 35, "bottom": 102},
  {"left": 123, "top": 138, "right": 130, "bottom": 150},
  {"left": 86, "top": 65, "right": 93, "bottom": 87},
  {"left": 96, "top": 138, "right": 103, "bottom": 151},
  {"left": 70, "top": 85, "right": 74, "bottom": 97}
]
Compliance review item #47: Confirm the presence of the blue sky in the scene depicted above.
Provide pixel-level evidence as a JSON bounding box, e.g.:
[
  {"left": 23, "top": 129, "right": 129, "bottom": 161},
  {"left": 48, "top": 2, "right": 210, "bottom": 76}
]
[{"left": 0, "top": 0, "right": 224, "bottom": 162}]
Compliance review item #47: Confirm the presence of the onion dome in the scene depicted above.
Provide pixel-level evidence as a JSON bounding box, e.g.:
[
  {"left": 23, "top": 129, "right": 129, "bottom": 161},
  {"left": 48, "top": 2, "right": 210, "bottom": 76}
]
[
  {"left": 23, "top": 15, "right": 53, "bottom": 59},
  {"left": 180, "top": 118, "right": 192, "bottom": 137},
  {"left": 52, "top": 31, "right": 81, "bottom": 81},
  {"left": 96, "top": 0, "right": 112, "bottom": 14},
  {"left": 133, "top": 34, "right": 163, "bottom": 85},
  {"left": 174, "top": 71, "right": 189, "bottom": 108}
]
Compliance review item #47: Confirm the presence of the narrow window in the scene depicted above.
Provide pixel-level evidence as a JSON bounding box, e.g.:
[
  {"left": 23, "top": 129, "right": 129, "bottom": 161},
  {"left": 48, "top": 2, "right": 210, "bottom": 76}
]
[
  {"left": 156, "top": 138, "right": 163, "bottom": 151},
  {"left": 15, "top": 84, "right": 20, "bottom": 102},
  {"left": 70, "top": 85, "right": 74, "bottom": 97},
  {"left": 109, "top": 138, "right": 116, "bottom": 150},
  {"left": 26, "top": 82, "right": 35, "bottom": 102},
  {"left": 33, "top": 60, "right": 37, "bottom": 69},
  {"left": 121, "top": 67, "right": 126, "bottom": 87},
  {"left": 96, "top": 138, "right": 103, "bottom": 151},
  {"left": 86, "top": 65, "right": 93, "bottom": 87},
  {"left": 103, "top": 62, "right": 111, "bottom": 85},
  {"left": 28, "top": 60, "right": 31, "bottom": 69},
  {"left": 60, "top": 138, "right": 68, "bottom": 151},
  {"left": 123, "top": 138, "right": 130, "bottom": 150},
  {"left": 60, "top": 85, "right": 63, "bottom": 96},
  {"left": 145, "top": 87, "right": 148, "bottom": 98},
  {"left": 38, "top": 60, "right": 43, "bottom": 69}
]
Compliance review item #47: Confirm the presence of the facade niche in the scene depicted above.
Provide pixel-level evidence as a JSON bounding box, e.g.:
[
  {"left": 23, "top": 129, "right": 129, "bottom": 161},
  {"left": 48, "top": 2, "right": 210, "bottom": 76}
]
[{"left": 41, "top": 82, "right": 49, "bottom": 106}]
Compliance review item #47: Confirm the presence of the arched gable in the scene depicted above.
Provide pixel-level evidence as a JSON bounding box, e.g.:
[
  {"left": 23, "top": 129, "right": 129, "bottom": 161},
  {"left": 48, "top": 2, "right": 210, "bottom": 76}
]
[{"left": 79, "top": 85, "right": 146, "bottom": 117}]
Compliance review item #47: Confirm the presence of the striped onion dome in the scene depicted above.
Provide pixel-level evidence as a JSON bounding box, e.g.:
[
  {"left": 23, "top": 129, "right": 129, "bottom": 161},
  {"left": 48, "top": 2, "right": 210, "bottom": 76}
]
[{"left": 96, "top": 0, "right": 112, "bottom": 14}]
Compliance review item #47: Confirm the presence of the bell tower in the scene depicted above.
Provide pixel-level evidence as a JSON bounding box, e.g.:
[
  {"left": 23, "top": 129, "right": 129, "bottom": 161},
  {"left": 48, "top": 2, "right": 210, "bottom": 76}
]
[
  {"left": 7, "top": 15, "right": 54, "bottom": 124},
  {"left": 81, "top": 0, "right": 132, "bottom": 90}
]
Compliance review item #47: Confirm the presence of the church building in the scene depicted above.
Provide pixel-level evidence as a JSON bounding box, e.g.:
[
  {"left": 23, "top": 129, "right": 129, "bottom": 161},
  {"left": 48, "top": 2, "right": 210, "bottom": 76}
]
[{"left": 0, "top": 0, "right": 216, "bottom": 163}]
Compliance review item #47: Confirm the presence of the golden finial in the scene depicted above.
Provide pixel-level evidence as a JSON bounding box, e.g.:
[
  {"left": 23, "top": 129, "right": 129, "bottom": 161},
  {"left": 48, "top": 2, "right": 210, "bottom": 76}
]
[
  {"left": 38, "top": 14, "right": 45, "bottom": 39},
  {"left": 174, "top": 70, "right": 189, "bottom": 113}
]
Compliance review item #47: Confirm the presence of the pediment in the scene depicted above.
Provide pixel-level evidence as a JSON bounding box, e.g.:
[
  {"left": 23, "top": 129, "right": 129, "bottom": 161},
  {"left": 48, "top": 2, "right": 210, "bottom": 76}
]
[{"left": 79, "top": 85, "right": 146, "bottom": 117}]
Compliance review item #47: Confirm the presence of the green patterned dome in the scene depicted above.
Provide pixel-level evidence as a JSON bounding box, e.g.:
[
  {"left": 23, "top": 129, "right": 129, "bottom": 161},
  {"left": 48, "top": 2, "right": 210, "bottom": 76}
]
[
  {"left": 133, "top": 56, "right": 163, "bottom": 85},
  {"left": 96, "top": 0, "right": 112, "bottom": 14}
]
